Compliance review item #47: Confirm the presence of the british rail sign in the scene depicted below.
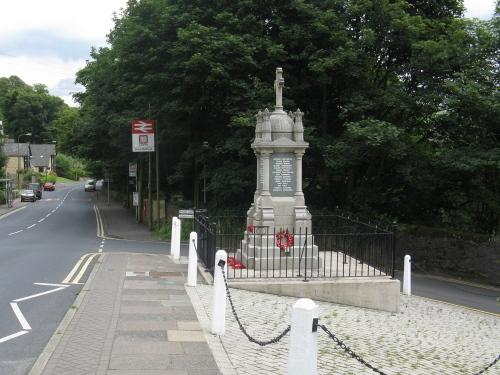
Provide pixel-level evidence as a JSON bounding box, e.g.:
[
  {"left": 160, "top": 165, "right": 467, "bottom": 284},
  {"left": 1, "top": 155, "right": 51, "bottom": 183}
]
[{"left": 131, "top": 119, "right": 155, "bottom": 152}]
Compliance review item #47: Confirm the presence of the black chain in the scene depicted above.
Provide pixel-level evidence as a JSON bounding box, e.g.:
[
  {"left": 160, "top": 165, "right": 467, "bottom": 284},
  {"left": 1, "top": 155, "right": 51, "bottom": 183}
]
[
  {"left": 219, "top": 263, "right": 291, "bottom": 346},
  {"left": 319, "top": 324, "right": 389, "bottom": 375},
  {"left": 472, "top": 355, "right": 500, "bottom": 375},
  {"left": 320, "top": 324, "right": 499, "bottom": 375}
]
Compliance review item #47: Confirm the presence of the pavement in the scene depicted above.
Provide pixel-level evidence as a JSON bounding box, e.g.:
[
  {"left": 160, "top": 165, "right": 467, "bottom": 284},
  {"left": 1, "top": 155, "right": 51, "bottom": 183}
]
[
  {"left": 4, "top": 196, "right": 496, "bottom": 375},
  {"left": 0, "top": 198, "right": 28, "bottom": 218}
]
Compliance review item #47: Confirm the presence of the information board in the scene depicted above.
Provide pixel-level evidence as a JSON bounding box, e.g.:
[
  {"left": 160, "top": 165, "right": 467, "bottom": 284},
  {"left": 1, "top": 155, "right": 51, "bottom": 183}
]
[{"left": 270, "top": 153, "right": 295, "bottom": 196}]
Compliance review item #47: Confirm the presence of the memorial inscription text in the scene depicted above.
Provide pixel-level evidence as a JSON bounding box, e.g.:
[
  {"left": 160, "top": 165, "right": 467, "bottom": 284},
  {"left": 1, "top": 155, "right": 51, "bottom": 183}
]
[{"left": 271, "top": 153, "right": 295, "bottom": 196}]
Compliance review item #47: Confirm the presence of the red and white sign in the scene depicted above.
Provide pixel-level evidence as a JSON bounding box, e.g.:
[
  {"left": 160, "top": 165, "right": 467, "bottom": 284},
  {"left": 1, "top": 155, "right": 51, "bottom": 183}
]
[{"left": 131, "top": 119, "right": 155, "bottom": 152}]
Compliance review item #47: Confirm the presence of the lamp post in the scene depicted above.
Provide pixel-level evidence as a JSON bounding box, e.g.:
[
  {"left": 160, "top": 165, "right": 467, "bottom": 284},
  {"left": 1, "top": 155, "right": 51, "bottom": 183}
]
[
  {"left": 17, "top": 133, "right": 32, "bottom": 188},
  {"left": 202, "top": 141, "right": 209, "bottom": 206}
]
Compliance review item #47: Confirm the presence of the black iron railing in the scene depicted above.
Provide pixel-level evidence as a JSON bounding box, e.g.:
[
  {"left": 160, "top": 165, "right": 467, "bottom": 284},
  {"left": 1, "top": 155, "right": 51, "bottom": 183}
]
[{"left": 194, "top": 211, "right": 395, "bottom": 280}]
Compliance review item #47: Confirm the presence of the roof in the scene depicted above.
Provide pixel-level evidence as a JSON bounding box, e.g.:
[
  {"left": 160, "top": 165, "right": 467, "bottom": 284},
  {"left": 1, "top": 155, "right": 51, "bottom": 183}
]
[
  {"left": 1, "top": 143, "right": 30, "bottom": 156},
  {"left": 30, "top": 144, "right": 56, "bottom": 167}
]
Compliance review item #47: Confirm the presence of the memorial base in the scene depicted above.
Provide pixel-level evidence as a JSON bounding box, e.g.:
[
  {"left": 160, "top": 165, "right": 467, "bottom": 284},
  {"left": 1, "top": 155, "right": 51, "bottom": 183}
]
[{"left": 238, "top": 234, "right": 321, "bottom": 271}]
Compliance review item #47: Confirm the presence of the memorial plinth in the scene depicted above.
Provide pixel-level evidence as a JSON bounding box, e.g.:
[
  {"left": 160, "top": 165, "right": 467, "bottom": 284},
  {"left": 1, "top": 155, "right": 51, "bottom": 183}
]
[{"left": 239, "top": 68, "right": 320, "bottom": 270}]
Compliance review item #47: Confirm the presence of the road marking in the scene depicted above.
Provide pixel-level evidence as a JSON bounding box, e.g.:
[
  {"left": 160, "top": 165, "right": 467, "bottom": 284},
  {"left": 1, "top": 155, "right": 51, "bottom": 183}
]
[
  {"left": 10, "top": 303, "right": 31, "bottom": 330},
  {"left": 14, "top": 284, "right": 69, "bottom": 303},
  {"left": 62, "top": 254, "right": 92, "bottom": 284},
  {"left": 51, "top": 209, "right": 56, "bottom": 213},
  {"left": 8, "top": 230, "right": 23, "bottom": 236},
  {"left": 72, "top": 253, "right": 99, "bottom": 284},
  {"left": 45, "top": 214, "right": 51, "bottom": 218},
  {"left": 0, "top": 330, "right": 29, "bottom": 343},
  {"left": 38, "top": 218, "right": 45, "bottom": 223},
  {"left": 94, "top": 205, "right": 104, "bottom": 237},
  {"left": 34, "top": 282, "right": 68, "bottom": 287},
  {"left": 62, "top": 253, "right": 100, "bottom": 284},
  {"left": 27, "top": 224, "right": 36, "bottom": 229}
]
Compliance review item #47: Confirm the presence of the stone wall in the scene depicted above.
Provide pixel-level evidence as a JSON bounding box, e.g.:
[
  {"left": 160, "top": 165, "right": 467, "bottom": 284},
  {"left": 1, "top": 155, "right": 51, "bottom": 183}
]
[{"left": 395, "top": 233, "right": 500, "bottom": 287}]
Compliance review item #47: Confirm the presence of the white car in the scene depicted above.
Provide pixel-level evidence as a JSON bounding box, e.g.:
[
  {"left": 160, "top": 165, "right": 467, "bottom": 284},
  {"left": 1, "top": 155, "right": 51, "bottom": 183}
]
[
  {"left": 84, "top": 180, "right": 96, "bottom": 192},
  {"left": 20, "top": 189, "right": 36, "bottom": 202}
]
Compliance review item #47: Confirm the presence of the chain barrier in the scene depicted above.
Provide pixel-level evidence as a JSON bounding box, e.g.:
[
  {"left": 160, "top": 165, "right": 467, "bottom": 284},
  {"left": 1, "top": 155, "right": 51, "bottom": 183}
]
[
  {"left": 472, "top": 355, "right": 500, "bottom": 375},
  {"left": 318, "top": 324, "right": 388, "bottom": 375},
  {"left": 219, "top": 261, "right": 291, "bottom": 346},
  {"left": 319, "top": 324, "right": 499, "bottom": 375},
  {"left": 213, "top": 257, "right": 498, "bottom": 373}
]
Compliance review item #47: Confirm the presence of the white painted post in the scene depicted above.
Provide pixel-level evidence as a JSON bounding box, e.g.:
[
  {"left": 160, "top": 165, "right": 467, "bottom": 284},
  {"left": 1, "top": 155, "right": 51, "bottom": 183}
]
[
  {"left": 287, "top": 298, "right": 318, "bottom": 375},
  {"left": 211, "top": 250, "right": 228, "bottom": 335},
  {"left": 173, "top": 218, "right": 181, "bottom": 260},
  {"left": 170, "top": 216, "right": 177, "bottom": 256},
  {"left": 187, "top": 232, "right": 198, "bottom": 287},
  {"left": 403, "top": 254, "right": 411, "bottom": 296}
]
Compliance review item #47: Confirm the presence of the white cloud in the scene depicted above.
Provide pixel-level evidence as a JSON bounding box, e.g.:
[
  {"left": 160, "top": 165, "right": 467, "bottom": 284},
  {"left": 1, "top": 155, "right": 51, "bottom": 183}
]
[
  {"left": 464, "top": 0, "right": 496, "bottom": 19},
  {"left": 0, "top": 0, "right": 128, "bottom": 45},
  {"left": 0, "top": 0, "right": 127, "bottom": 106},
  {"left": 0, "top": 54, "right": 85, "bottom": 105}
]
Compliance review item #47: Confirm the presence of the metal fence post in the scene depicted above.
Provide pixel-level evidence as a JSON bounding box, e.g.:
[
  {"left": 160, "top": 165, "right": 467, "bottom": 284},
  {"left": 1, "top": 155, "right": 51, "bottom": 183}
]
[
  {"left": 187, "top": 232, "right": 198, "bottom": 287},
  {"left": 403, "top": 254, "right": 411, "bottom": 296},
  {"left": 211, "top": 250, "right": 227, "bottom": 335},
  {"left": 287, "top": 298, "right": 318, "bottom": 375}
]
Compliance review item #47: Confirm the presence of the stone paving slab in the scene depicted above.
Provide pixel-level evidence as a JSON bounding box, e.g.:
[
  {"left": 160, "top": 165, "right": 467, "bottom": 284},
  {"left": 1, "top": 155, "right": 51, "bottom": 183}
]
[
  {"left": 190, "top": 284, "right": 500, "bottom": 375},
  {"left": 35, "top": 253, "right": 223, "bottom": 375}
]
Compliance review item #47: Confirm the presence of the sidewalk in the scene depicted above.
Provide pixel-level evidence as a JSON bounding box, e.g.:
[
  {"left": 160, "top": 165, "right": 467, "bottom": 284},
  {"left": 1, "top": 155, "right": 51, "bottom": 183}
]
[
  {"left": 0, "top": 198, "right": 27, "bottom": 218},
  {"left": 94, "top": 196, "right": 165, "bottom": 242},
  {"left": 30, "top": 199, "right": 225, "bottom": 375}
]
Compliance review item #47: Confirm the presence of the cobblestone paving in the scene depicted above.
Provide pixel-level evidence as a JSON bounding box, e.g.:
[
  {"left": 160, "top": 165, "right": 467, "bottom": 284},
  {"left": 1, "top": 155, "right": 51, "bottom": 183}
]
[{"left": 192, "top": 285, "right": 499, "bottom": 375}]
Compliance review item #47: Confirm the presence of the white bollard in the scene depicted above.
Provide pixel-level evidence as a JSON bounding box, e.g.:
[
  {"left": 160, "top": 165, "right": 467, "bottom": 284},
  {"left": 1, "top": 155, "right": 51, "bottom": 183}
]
[
  {"left": 187, "top": 232, "right": 198, "bottom": 287},
  {"left": 287, "top": 298, "right": 318, "bottom": 375},
  {"left": 403, "top": 254, "right": 411, "bottom": 296},
  {"left": 170, "top": 216, "right": 178, "bottom": 256},
  {"left": 211, "top": 250, "right": 228, "bottom": 335},
  {"left": 173, "top": 218, "right": 181, "bottom": 260}
]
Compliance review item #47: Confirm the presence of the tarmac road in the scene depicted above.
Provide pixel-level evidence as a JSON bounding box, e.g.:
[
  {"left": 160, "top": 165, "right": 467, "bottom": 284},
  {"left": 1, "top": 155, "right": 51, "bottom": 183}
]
[{"left": 0, "top": 183, "right": 103, "bottom": 375}]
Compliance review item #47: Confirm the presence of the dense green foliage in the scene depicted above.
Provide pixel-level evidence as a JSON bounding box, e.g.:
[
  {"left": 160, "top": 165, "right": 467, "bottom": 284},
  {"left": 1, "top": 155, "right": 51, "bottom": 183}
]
[
  {"left": 16, "top": 0, "right": 498, "bottom": 234},
  {"left": 55, "top": 154, "right": 88, "bottom": 180},
  {"left": 0, "top": 76, "right": 65, "bottom": 142}
]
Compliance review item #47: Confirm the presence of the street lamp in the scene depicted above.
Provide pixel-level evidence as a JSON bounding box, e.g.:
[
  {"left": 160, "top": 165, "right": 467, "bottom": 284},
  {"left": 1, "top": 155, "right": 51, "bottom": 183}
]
[
  {"left": 202, "top": 141, "right": 209, "bottom": 206},
  {"left": 17, "top": 133, "right": 32, "bottom": 188}
]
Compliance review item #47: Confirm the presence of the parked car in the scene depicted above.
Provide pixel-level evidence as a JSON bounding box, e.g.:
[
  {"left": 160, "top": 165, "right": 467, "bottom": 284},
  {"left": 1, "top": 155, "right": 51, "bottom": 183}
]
[
  {"left": 43, "top": 182, "right": 55, "bottom": 191},
  {"left": 27, "top": 183, "right": 42, "bottom": 199},
  {"left": 95, "top": 179, "right": 104, "bottom": 191},
  {"left": 20, "top": 189, "right": 36, "bottom": 202},
  {"left": 84, "top": 180, "right": 96, "bottom": 192}
]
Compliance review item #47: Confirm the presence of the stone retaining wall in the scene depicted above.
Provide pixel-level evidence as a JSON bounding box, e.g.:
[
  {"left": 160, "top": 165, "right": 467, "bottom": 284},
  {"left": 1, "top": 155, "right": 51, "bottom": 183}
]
[{"left": 396, "top": 233, "right": 500, "bottom": 287}]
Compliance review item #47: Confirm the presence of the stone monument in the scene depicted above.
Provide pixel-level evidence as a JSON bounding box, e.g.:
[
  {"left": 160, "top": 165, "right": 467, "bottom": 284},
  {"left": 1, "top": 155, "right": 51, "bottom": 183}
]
[{"left": 240, "top": 67, "right": 319, "bottom": 270}]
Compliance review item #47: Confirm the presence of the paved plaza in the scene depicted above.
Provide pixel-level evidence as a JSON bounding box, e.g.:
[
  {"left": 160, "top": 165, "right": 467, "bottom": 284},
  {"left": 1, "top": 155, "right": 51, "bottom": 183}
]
[{"left": 190, "top": 283, "right": 499, "bottom": 375}]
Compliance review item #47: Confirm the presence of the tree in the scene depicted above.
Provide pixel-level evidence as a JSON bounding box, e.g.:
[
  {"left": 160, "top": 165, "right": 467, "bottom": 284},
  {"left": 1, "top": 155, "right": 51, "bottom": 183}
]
[{"left": 74, "top": 0, "right": 499, "bottom": 233}]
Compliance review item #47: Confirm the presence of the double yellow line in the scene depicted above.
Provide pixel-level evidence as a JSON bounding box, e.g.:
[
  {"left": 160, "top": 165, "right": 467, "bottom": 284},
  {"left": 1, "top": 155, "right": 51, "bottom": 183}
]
[
  {"left": 62, "top": 253, "right": 100, "bottom": 284},
  {"left": 94, "top": 205, "right": 105, "bottom": 237}
]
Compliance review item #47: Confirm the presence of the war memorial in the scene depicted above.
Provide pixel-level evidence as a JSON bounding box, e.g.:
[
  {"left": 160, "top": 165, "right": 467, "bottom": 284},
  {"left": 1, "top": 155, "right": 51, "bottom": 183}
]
[{"left": 194, "top": 68, "right": 401, "bottom": 313}]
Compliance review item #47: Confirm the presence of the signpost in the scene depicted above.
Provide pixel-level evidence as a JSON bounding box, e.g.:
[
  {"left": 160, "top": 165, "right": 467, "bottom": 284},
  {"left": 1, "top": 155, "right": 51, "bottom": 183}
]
[
  {"left": 129, "top": 163, "right": 137, "bottom": 177},
  {"left": 178, "top": 209, "right": 194, "bottom": 219},
  {"left": 131, "top": 120, "right": 155, "bottom": 152},
  {"left": 131, "top": 119, "right": 156, "bottom": 230}
]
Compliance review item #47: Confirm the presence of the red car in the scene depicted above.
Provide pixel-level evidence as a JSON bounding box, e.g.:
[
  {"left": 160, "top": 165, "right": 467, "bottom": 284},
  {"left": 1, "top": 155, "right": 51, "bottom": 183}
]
[{"left": 43, "top": 182, "right": 55, "bottom": 191}]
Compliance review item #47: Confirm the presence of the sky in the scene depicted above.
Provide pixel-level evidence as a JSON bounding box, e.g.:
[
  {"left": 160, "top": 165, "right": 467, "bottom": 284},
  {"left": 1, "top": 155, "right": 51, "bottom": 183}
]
[{"left": 0, "top": 0, "right": 497, "bottom": 107}]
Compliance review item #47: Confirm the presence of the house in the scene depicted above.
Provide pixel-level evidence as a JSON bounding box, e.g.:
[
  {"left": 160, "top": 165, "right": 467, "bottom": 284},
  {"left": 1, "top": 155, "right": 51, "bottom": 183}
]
[
  {"left": 1, "top": 141, "right": 56, "bottom": 187},
  {"left": 2, "top": 141, "right": 31, "bottom": 180},
  {"left": 30, "top": 144, "right": 56, "bottom": 173}
]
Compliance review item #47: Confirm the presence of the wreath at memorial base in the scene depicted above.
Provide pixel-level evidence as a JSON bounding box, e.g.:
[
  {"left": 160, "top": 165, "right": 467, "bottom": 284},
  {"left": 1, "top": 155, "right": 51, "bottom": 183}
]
[{"left": 275, "top": 229, "right": 294, "bottom": 253}]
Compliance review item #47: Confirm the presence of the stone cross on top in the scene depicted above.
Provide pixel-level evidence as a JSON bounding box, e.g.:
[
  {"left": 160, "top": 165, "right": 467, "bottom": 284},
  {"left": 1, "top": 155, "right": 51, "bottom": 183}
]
[{"left": 274, "top": 67, "right": 284, "bottom": 110}]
